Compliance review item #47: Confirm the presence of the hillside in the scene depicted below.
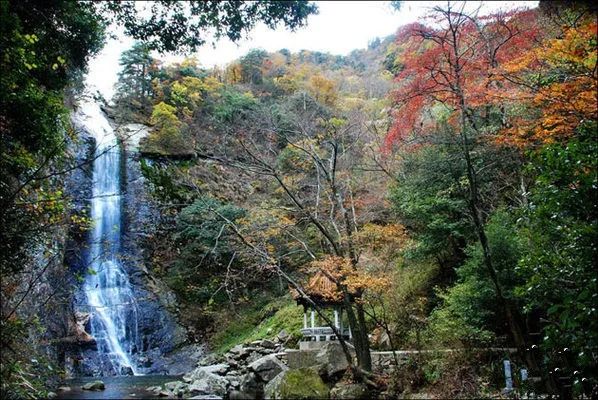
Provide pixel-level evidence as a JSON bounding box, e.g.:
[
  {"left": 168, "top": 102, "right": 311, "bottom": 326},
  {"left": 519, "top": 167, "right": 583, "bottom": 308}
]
[{"left": 1, "top": 1, "right": 596, "bottom": 399}]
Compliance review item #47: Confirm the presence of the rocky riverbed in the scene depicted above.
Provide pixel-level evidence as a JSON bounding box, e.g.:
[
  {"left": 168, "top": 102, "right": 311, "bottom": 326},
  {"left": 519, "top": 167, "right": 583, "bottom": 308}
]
[
  {"left": 145, "top": 335, "right": 290, "bottom": 399},
  {"left": 144, "top": 332, "right": 372, "bottom": 399}
]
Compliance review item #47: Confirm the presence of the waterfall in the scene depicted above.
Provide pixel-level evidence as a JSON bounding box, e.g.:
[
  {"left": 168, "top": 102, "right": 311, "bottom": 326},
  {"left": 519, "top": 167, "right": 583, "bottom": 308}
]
[{"left": 73, "top": 100, "right": 140, "bottom": 376}]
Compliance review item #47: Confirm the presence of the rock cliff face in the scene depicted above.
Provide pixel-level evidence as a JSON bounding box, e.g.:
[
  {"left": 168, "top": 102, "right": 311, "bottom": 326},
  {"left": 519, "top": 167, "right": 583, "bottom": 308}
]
[
  {"left": 118, "top": 123, "right": 189, "bottom": 372},
  {"left": 63, "top": 112, "right": 192, "bottom": 376}
]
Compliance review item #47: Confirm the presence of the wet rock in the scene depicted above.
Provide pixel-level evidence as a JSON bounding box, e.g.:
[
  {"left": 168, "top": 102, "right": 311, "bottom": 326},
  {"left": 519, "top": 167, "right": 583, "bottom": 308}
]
[
  {"left": 57, "top": 386, "right": 71, "bottom": 392},
  {"left": 121, "top": 366, "right": 134, "bottom": 375},
  {"left": 138, "top": 356, "right": 152, "bottom": 368},
  {"left": 249, "top": 354, "right": 288, "bottom": 383},
  {"left": 158, "top": 389, "right": 174, "bottom": 397},
  {"left": 82, "top": 380, "right": 105, "bottom": 391},
  {"left": 47, "top": 392, "right": 57, "bottom": 399},
  {"left": 165, "top": 381, "right": 187, "bottom": 393},
  {"left": 149, "top": 344, "right": 204, "bottom": 376},
  {"left": 228, "top": 391, "right": 254, "bottom": 400}
]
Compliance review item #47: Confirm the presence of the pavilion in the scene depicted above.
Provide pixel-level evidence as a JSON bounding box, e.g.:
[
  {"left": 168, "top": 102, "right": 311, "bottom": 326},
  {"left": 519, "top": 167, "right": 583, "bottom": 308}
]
[{"left": 290, "top": 271, "right": 352, "bottom": 349}]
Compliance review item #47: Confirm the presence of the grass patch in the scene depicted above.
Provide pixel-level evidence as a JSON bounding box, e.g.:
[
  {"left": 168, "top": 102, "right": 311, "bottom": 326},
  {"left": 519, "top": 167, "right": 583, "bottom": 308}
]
[{"left": 210, "top": 294, "right": 303, "bottom": 353}]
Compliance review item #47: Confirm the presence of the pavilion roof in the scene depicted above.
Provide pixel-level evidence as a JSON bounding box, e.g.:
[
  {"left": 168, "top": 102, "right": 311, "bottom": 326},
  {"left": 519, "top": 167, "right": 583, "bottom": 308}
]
[{"left": 290, "top": 270, "right": 344, "bottom": 307}]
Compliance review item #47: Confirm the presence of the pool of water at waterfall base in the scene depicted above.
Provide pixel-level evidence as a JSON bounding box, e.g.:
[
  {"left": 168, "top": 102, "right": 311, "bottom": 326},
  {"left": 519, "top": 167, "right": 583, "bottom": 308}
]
[{"left": 56, "top": 375, "right": 183, "bottom": 399}]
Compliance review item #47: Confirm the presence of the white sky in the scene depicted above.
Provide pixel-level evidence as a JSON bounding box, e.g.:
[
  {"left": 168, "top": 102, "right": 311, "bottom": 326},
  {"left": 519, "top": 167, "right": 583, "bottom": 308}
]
[{"left": 87, "top": 1, "right": 538, "bottom": 100}]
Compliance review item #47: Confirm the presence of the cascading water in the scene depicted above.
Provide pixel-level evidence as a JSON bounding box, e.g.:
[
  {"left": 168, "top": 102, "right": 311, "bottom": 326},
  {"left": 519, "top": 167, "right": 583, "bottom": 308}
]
[{"left": 74, "top": 99, "right": 140, "bottom": 376}]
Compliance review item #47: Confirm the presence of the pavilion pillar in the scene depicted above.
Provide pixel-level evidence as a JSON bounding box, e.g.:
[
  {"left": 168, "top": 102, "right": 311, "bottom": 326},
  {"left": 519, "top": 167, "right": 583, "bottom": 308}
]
[
  {"left": 334, "top": 309, "right": 339, "bottom": 329},
  {"left": 310, "top": 310, "right": 315, "bottom": 328},
  {"left": 303, "top": 312, "right": 308, "bottom": 329}
]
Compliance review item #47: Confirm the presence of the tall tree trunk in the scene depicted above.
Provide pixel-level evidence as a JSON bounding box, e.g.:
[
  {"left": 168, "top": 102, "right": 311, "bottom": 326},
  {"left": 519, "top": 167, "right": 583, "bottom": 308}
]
[{"left": 342, "top": 292, "right": 372, "bottom": 371}]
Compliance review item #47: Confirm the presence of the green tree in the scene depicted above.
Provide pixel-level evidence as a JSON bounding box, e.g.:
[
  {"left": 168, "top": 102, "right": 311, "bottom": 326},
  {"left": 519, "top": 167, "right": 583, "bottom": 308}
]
[
  {"left": 114, "top": 42, "right": 155, "bottom": 115},
  {"left": 240, "top": 48, "right": 269, "bottom": 84},
  {"left": 516, "top": 122, "right": 597, "bottom": 394},
  {"left": 0, "top": 1, "right": 105, "bottom": 397},
  {"left": 103, "top": 1, "right": 318, "bottom": 53},
  {"left": 172, "top": 196, "right": 247, "bottom": 303}
]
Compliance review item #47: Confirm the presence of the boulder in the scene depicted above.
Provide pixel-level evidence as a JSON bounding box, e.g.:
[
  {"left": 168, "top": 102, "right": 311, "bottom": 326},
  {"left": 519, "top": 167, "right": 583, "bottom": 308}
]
[
  {"left": 57, "top": 386, "right": 71, "bottom": 392},
  {"left": 315, "top": 343, "right": 349, "bottom": 378},
  {"left": 121, "top": 366, "right": 134, "bottom": 375},
  {"left": 264, "top": 371, "right": 286, "bottom": 399},
  {"left": 229, "top": 345, "right": 248, "bottom": 359},
  {"left": 188, "top": 369, "right": 229, "bottom": 396},
  {"left": 330, "top": 382, "right": 368, "bottom": 399},
  {"left": 277, "top": 330, "right": 289, "bottom": 342},
  {"left": 203, "top": 363, "right": 230, "bottom": 375},
  {"left": 158, "top": 389, "right": 174, "bottom": 397},
  {"left": 246, "top": 351, "right": 264, "bottom": 365},
  {"left": 198, "top": 353, "right": 223, "bottom": 367},
  {"left": 249, "top": 354, "right": 288, "bottom": 383},
  {"left": 185, "top": 364, "right": 229, "bottom": 382},
  {"left": 47, "top": 392, "right": 57, "bottom": 399},
  {"left": 274, "top": 368, "right": 329, "bottom": 399},
  {"left": 82, "top": 380, "right": 105, "bottom": 391},
  {"left": 138, "top": 356, "right": 152, "bottom": 368},
  {"left": 239, "top": 372, "right": 262, "bottom": 398},
  {"left": 164, "top": 381, "right": 187, "bottom": 393}
]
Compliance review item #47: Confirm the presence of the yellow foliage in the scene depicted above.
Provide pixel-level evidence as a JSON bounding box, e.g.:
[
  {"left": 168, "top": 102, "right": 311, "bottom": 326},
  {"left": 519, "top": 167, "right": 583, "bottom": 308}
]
[{"left": 308, "top": 74, "right": 337, "bottom": 106}]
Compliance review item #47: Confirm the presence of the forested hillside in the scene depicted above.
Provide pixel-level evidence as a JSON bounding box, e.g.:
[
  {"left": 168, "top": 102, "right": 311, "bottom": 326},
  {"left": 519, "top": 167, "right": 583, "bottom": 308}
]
[
  {"left": 1, "top": 1, "right": 596, "bottom": 398},
  {"left": 109, "top": 2, "right": 596, "bottom": 396}
]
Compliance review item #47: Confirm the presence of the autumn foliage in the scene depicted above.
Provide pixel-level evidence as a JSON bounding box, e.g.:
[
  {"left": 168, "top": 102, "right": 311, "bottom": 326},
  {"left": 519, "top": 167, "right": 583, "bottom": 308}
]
[
  {"left": 384, "top": 8, "right": 544, "bottom": 149},
  {"left": 498, "top": 20, "right": 597, "bottom": 145},
  {"left": 385, "top": 6, "right": 596, "bottom": 150}
]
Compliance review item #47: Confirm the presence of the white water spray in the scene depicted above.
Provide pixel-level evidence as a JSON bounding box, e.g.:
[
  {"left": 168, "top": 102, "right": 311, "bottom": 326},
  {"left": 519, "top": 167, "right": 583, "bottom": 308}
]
[{"left": 73, "top": 100, "right": 140, "bottom": 376}]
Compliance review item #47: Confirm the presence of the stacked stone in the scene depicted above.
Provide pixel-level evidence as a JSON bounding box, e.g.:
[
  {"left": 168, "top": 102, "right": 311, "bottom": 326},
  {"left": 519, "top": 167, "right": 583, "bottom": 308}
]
[{"left": 146, "top": 333, "right": 290, "bottom": 399}]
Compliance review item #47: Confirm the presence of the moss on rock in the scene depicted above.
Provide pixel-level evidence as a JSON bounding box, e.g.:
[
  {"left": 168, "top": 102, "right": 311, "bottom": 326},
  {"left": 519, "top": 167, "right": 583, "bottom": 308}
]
[{"left": 278, "top": 368, "right": 329, "bottom": 399}]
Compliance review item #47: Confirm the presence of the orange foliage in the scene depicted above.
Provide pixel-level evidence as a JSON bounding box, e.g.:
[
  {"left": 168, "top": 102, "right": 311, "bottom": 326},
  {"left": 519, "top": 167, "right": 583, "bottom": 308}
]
[
  {"left": 497, "top": 20, "right": 597, "bottom": 146},
  {"left": 384, "top": 9, "right": 543, "bottom": 150},
  {"left": 308, "top": 256, "right": 391, "bottom": 297}
]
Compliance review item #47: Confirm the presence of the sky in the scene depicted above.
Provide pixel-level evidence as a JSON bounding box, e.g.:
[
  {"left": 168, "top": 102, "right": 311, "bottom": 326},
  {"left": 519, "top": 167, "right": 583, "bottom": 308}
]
[{"left": 87, "top": 1, "right": 538, "bottom": 100}]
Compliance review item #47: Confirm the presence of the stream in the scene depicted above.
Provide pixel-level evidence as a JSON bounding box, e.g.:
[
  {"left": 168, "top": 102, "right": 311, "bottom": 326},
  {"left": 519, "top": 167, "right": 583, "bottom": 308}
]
[{"left": 56, "top": 375, "right": 181, "bottom": 399}]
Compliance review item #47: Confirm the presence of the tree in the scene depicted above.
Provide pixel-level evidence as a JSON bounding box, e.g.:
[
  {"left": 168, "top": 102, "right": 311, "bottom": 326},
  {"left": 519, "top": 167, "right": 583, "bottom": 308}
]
[
  {"left": 385, "top": 2, "right": 550, "bottom": 387},
  {"left": 308, "top": 74, "right": 338, "bottom": 106},
  {"left": 103, "top": 1, "right": 318, "bottom": 53},
  {"left": 0, "top": 1, "right": 105, "bottom": 397},
  {"left": 240, "top": 49, "right": 269, "bottom": 84},
  {"left": 114, "top": 42, "right": 155, "bottom": 115},
  {"left": 143, "top": 102, "right": 192, "bottom": 156},
  {"left": 497, "top": 16, "right": 596, "bottom": 146},
  {"left": 196, "top": 93, "right": 399, "bottom": 374}
]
